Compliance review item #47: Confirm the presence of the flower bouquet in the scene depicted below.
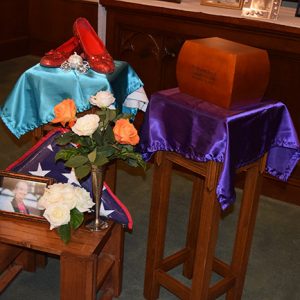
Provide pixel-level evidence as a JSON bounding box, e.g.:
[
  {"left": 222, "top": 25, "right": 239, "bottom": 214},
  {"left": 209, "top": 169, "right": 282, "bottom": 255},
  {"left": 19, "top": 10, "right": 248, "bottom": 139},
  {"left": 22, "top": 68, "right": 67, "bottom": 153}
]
[
  {"left": 52, "top": 91, "right": 146, "bottom": 179},
  {"left": 38, "top": 183, "right": 94, "bottom": 243},
  {"left": 42, "top": 90, "right": 146, "bottom": 240}
]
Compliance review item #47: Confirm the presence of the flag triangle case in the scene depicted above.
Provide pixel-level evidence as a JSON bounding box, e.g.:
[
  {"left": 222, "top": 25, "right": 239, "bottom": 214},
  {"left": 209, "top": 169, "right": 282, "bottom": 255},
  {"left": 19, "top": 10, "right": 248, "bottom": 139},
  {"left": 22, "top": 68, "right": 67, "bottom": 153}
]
[{"left": 6, "top": 128, "right": 133, "bottom": 229}]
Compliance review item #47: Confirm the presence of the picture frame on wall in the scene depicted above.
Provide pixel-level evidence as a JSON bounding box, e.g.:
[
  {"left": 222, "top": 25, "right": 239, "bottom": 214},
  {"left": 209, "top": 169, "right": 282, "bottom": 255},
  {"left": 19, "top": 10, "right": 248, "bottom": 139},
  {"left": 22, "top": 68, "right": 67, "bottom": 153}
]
[
  {"left": 200, "top": 0, "right": 244, "bottom": 9},
  {"left": 241, "top": 0, "right": 282, "bottom": 19},
  {"left": 0, "top": 171, "right": 55, "bottom": 221}
]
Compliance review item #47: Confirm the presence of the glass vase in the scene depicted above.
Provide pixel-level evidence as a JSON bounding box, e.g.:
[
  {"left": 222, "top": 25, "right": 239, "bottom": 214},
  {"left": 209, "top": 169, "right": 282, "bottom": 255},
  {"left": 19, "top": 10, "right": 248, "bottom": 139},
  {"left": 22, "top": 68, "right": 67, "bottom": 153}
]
[{"left": 86, "top": 164, "right": 109, "bottom": 231}]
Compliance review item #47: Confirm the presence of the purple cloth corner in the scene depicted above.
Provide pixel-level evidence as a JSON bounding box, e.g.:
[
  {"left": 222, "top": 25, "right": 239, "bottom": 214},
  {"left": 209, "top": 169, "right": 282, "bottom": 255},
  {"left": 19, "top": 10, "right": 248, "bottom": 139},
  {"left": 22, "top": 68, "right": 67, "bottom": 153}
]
[{"left": 138, "top": 88, "right": 300, "bottom": 210}]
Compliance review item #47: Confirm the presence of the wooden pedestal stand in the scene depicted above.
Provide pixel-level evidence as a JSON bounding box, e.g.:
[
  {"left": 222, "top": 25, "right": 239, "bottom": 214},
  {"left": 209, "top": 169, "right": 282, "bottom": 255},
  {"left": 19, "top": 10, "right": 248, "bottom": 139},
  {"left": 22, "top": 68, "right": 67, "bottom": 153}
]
[{"left": 144, "top": 151, "right": 266, "bottom": 299}]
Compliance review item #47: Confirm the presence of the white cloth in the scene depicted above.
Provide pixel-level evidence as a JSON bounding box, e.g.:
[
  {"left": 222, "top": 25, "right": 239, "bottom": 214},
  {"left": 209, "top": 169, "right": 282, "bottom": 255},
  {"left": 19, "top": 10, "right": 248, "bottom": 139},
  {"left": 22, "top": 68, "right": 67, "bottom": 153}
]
[{"left": 123, "top": 87, "right": 149, "bottom": 112}]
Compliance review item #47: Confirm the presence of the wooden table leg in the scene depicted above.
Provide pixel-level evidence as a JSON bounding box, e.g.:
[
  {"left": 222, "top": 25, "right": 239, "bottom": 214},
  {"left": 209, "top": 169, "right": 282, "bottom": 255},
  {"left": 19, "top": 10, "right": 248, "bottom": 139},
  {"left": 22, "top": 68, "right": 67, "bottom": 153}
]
[
  {"left": 226, "top": 157, "right": 266, "bottom": 300},
  {"left": 35, "top": 252, "right": 48, "bottom": 268},
  {"left": 190, "top": 161, "right": 222, "bottom": 299},
  {"left": 101, "top": 224, "right": 124, "bottom": 297},
  {"left": 0, "top": 243, "right": 23, "bottom": 293},
  {"left": 15, "top": 249, "right": 37, "bottom": 272},
  {"left": 0, "top": 243, "right": 22, "bottom": 273},
  {"left": 182, "top": 175, "right": 204, "bottom": 279},
  {"left": 144, "top": 152, "right": 173, "bottom": 300},
  {"left": 60, "top": 252, "right": 97, "bottom": 300}
]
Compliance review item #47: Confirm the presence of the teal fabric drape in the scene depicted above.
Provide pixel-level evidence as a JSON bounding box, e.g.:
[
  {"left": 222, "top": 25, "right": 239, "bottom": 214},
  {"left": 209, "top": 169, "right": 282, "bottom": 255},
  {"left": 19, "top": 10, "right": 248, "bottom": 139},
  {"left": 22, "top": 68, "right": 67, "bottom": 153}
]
[{"left": 0, "top": 61, "right": 143, "bottom": 138}]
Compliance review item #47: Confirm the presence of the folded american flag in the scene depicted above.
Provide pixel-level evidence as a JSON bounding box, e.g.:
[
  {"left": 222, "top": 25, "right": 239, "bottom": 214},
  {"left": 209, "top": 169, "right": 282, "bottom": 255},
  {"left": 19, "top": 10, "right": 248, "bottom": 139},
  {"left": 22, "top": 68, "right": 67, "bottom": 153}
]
[{"left": 6, "top": 129, "right": 133, "bottom": 229}]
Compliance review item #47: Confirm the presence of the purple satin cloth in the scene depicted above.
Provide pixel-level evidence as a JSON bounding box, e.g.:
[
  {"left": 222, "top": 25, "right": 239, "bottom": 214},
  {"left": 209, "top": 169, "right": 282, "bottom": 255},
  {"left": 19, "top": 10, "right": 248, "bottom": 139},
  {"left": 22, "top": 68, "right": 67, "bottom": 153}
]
[{"left": 138, "top": 88, "right": 300, "bottom": 210}]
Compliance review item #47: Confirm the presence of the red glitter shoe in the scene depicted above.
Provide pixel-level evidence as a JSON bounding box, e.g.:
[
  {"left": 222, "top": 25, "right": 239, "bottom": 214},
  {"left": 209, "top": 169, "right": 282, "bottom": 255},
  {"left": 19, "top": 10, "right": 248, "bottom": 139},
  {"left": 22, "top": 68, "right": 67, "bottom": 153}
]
[
  {"left": 40, "top": 37, "right": 81, "bottom": 68},
  {"left": 73, "top": 17, "right": 115, "bottom": 74}
]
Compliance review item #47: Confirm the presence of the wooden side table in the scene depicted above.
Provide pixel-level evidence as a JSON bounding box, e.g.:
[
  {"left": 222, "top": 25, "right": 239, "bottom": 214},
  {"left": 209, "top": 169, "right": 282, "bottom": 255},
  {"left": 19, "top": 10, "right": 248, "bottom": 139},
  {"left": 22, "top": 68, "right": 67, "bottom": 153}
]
[
  {"left": 0, "top": 216, "right": 124, "bottom": 300},
  {"left": 139, "top": 88, "right": 300, "bottom": 299},
  {"left": 144, "top": 151, "right": 266, "bottom": 299}
]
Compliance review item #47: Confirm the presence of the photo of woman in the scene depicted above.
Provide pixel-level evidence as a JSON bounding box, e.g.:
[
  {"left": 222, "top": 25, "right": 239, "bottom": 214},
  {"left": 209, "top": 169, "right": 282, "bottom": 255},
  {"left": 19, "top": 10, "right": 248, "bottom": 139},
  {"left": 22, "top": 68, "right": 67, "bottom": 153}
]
[{"left": 0, "top": 176, "right": 48, "bottom": 217}]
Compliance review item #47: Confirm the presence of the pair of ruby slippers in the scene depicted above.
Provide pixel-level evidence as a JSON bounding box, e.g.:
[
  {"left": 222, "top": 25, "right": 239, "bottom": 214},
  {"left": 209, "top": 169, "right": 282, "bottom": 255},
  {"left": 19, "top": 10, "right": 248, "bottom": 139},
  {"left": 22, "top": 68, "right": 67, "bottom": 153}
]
[{"left": 40, "top": 17, "right": 114, "bottom": 74}]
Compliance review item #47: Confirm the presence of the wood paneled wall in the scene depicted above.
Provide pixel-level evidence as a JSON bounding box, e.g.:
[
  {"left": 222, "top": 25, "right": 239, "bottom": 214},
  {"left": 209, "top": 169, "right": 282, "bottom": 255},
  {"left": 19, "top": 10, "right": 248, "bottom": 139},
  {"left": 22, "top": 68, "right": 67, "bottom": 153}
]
[
  {"left": 28, "top": 0, "right": 98, "bottom": 56},
  {"left": 0, "top": 0, "right": 98, "bottom": 61},
  {"left": 0, "top": 0, "right": 30, "bottom": 60}
]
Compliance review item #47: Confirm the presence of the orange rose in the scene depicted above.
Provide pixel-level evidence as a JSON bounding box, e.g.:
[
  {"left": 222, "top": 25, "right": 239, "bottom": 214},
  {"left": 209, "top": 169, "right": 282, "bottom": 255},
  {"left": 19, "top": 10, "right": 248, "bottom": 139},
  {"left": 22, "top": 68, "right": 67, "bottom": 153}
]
[
  {"left": 113, "top": 119, "right": 140, "bottom": 145},
  {"left": 51, "top": 99, "right": 77, "bottom": 127}
]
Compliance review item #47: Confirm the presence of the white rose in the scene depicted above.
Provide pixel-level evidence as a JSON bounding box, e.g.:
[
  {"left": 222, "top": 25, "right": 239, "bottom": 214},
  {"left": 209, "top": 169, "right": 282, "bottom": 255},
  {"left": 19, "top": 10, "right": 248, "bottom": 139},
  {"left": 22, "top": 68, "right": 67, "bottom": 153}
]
[
  {"left": 74, "top": 187, "right": 95, "bottom": 213},
  {"left": 37, "top": 190, "right": 51, "bottom": 209},
  {"left": 43, "top": 204, "right": 71, "bottom": 230},
  {"left": 59, "top": 184, "right": 77, "bottom": 209},
  {"left": 38, "top": 183, "right": 64, "bottom": 209},
  {"left": 89, "top": 91, "right": 115, "bottom": 108},
  {"left": 71, "top": 114, "right": 100, "bottom": 136},
  {"left": 38, "top": 183, "right": 77, "bottom": 210}
]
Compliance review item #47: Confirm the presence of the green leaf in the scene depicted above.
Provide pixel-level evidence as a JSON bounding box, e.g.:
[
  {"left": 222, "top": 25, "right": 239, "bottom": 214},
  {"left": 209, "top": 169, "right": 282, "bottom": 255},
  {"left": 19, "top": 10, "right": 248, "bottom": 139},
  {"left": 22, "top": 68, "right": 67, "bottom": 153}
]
[
  {"left": 115, "top": 148, "right": 147, "bottom": 170},
  {"left": 65, "top": 155, "right": 89, "bottom": 168},
  {"left": 76, "top": 146, "right": 93, "bottom": 155},
  {"left": 103, "top": 124, "right": 115, "bottom": 144},
  {"left": 70, "top": 208, "right": 84, "bottom": 230},
  {"left": 92, "top": 128, "right": 104, "bottom": 146},
  {"left": 57, "top": 223, "right": 71, "bottom": 244},
  {"left": 94, "top": 152, "right": 110, "bottom": 167},
  {"left": 55, "top": 148, "right": 79, "bottom": 162},
  {"left": 120, "top": 144, "right": 134, "bottom": 152},
  {"left": 55, "top": 132, "right": 74, "bottom": 145},
  {"left": 127, "top": 158, "right": 138, "bottom": 167},
  {"left": 75, "top": 164, "right": 91, "bottom": 179},
  {"left": 97, "top": 145, "right": 116, "bottom": 157},
  {"left": 88, "top": 149, "right": 97, "bottom": 163},
  {"left": 73, "top": 135, "right": 94, "bottom": 148}
]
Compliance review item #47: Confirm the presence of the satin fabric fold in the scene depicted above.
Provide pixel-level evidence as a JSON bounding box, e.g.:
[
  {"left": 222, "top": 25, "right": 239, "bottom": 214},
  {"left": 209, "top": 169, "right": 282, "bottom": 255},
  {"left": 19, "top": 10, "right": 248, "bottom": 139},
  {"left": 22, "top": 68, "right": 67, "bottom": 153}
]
[
  {"left": 0, "top": 61, "right": 143, "bottom": 138},
  {"left": 138, "top": 88, "right": 300, "bottom": 210}
]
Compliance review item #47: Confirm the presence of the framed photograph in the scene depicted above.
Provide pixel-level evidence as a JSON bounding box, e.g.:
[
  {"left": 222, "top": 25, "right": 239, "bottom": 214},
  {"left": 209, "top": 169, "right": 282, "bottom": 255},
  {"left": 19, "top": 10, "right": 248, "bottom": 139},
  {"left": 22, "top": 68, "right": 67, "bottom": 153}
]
[
  {"left": 201, "top": 0, "right": 244, "bottom": 9},
  {"left": 241, "top": 0, "right": 282, "bottom": 19},
  {"left": 0, "top": 171, "right": 55, "bottom": 221}
]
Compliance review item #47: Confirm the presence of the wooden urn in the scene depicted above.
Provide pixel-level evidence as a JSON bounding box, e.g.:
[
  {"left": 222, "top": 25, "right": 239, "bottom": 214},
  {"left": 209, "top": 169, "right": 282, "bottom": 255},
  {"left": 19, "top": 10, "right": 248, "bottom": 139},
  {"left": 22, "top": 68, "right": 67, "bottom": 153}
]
[{"left": 176, "top": 37, "right": 270, "bottom": 109}]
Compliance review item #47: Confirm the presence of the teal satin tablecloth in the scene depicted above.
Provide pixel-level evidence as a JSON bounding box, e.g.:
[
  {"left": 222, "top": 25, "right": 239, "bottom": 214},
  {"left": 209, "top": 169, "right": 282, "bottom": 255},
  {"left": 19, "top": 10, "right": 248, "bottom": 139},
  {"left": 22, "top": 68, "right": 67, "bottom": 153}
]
[{"left": 0, "top": 61, "right": 144, "bottom": 138}]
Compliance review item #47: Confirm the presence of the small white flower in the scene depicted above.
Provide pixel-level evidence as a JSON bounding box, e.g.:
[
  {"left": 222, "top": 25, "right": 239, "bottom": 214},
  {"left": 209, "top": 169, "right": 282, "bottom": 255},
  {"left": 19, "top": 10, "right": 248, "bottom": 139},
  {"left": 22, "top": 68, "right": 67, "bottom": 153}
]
[
  {"left": 89, "top": 91, "right": 115, "bottom": 108},
  {"left": 59, "top": 184, "right": 77, "bottom": 210},
  {"left": 43, "top": 203, "right": 71, "bottom": 230},
  {"left": 71, "top": 114, "right": 100, "bottom": 136},
  {"left": 74, "top": 187, "right": 94, "bottom": 212}
]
